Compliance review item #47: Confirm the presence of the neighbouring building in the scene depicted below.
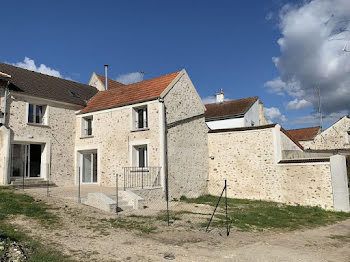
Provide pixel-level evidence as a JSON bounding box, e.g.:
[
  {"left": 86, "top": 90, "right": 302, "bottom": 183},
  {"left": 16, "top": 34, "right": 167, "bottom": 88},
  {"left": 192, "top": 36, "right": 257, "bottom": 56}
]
[
  {"left": 288, "top": 116, "right": 350, "bottom": 151},
  {"left": 204, "top": 89, "right": 268, "bottom": 130}
]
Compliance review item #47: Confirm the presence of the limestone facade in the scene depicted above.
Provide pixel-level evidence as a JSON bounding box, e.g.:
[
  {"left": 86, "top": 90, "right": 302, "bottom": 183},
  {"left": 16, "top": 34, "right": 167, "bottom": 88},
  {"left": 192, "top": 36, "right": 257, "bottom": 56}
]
[
  {"left": 300, "top": 116, "right": 350, "bottom": 150},
  {"left": 2, "top": 93, "right": 81, "bottom": 186}
]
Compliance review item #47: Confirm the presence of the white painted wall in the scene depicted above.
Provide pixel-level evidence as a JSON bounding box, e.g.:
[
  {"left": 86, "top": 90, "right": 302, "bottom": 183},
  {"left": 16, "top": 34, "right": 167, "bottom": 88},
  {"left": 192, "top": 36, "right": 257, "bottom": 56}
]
[
  {"left": 206, "top": 117, "right": 245, "bottom": 129},
  {"left": 206, "top": 100, "right": 260, "bottom": 130}
]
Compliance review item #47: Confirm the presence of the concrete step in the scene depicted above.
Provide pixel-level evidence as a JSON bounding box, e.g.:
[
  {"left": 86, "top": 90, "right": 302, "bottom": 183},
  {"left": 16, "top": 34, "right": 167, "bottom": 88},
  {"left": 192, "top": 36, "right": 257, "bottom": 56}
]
[
  {"left": 10, "top": 178, "right": 56, "bottom": 188},
  {"left": 83, "top": 193, "right": 134, "bottom": 213}
]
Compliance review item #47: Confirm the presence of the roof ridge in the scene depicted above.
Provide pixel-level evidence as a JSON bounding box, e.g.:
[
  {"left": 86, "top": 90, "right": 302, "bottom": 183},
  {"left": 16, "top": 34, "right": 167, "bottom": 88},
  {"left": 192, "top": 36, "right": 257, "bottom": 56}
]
[
  {"left": 0, "top": 62, "right": 93, "bottom": 88},
  {"left": 97, "top": 70, "right": 182, "bottom": 93},
  {"left": 287, "top": 126, "right": 321, "bottom": 131},
  {"left": 205, "top": 96, "right": 258, "bottom": 106}
]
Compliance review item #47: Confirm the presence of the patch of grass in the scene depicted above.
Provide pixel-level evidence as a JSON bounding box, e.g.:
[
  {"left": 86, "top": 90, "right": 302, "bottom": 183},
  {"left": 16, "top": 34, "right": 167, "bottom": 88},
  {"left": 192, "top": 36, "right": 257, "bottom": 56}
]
[
  {"left": 0, "top": 187, "right": 58, "bottom": 227},
  {"left": 182, "top": 194, "right": 350, "bottom": 231},
  {"left": 329, "top": 234, "right": 350, "bottom": 242},
  {"left": 105, "top": 218, "right": 157, "bottom": 234},
  {"left": 156, "top": 211, "right": 181, "bottom": 222},
  {"left": 0, "top": 186, "right": 73, "bottom": 261}
]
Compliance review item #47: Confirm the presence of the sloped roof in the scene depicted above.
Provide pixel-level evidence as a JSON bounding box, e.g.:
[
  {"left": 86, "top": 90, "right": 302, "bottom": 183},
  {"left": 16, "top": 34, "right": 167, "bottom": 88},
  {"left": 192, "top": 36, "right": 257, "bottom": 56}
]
[
  {"left": 0, "top": 63, "right": 98, "bottom": 106},
  {"left": 95, "top": 74, "right": 125, "bottom": 89},
  {"left": 205, "top": 96, "right": 258, "bottom": 120},
  {"left": 287, "top": 126, "right": 321, "bottom": 141},
  {"left": 80, "top": 70, "right": 181, "bottom": 114}
]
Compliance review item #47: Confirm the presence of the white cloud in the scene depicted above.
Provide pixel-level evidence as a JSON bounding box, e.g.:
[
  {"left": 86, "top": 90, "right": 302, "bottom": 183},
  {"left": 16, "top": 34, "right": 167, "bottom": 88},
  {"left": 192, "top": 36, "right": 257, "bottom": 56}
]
[
  {"left": 13, "top": 57, "right": 62, "bottom": 78},
  {"left": 201, "top": 95, "right": 231, "bottom": 104},
  {"left": 265, "top": 0, "right": 350, "bottom": 115},
  {"left": 116, "top": 72, "right": 144, "bottom": 85},
  {"left": 291, "top": 111, "right": 347, "bottom": 125},
  {"left": 264, "top": 107, "right": 287, "bottom": 123},
  {"left": 285, "top": 98, "right": 312, "bottom": 110}
]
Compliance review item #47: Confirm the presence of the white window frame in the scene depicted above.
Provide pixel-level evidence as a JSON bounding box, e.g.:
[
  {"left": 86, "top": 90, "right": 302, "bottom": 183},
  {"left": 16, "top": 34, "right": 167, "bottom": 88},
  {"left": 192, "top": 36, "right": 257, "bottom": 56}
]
[
  {"left": 132, "top": 106, "right": 148, "bottom": 130},
  {"left": 81, "top": 116, "right": 93, "bottom": 137},
  {"left": 80, "top": 151, "right": 98, "bottom": 184},
  {"left": 27, "top": 103, "right": 48, "bottom": 125},
  {"left": 133, "top": 145, "right": 148, "bottom": 168}
]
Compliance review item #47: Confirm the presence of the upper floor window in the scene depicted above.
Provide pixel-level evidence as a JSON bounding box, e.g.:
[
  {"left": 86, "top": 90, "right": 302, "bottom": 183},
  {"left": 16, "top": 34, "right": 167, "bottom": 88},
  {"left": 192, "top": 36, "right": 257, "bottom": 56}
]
[
  {"left": 82, "top": 116, "right": 93, "bottom": 137},
  {"left": 28, "top": 104, "right": 47, "bottom": 124},
  {"left": 133, "top": 106, "right": 148, "bottom": 130}
]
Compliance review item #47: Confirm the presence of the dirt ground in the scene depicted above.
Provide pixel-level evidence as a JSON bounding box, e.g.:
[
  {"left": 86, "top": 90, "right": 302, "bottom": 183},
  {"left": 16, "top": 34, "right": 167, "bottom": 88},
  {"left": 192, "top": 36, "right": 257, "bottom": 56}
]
[{"left": 11, "top": 188, "right": 350, "bottom": 262}]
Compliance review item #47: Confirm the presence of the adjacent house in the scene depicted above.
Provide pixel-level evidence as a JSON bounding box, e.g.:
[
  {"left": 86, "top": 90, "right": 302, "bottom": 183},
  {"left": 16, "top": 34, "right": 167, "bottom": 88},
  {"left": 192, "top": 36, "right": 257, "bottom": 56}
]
[
  {"left": 287, "top": 126, "right": 322, "bottom": 149},
  {"left": 204, "top": 89, "right": 268, "bottom": 130}
]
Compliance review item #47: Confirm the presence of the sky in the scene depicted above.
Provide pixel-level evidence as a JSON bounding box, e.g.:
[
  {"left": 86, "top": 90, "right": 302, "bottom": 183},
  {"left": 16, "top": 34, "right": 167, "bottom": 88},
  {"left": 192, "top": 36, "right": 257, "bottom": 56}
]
[{"left": 1, "top": 0, "right": 350, "bottom": 129}]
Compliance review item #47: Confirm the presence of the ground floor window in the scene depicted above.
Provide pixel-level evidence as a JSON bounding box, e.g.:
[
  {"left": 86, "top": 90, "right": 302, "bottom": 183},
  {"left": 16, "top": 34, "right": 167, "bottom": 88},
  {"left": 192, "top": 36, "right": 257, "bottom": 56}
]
[
  {"left": 11, "top": 143, "right": 42, "bottom": 178},
  {"left": 133, "top": 145, "right": 148, "bottom": 168},
  {"left": 81, "top": 151, "right": 98, "bottom": 183}
]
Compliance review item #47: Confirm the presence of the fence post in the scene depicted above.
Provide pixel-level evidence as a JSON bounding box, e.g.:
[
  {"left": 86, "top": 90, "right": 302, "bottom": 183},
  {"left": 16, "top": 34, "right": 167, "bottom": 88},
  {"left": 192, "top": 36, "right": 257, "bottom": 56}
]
[
  {"left": 47, "top": 163, "right": 50, "bottom": 197},
  {"left": 116, "top": 173, "right": 119, "bottom": 215},
  {"left": 206, "top": 183, "right": 225, "bottom": 233},
  {"left": 78, "top": 167, "right": 81, "bottom": 203},
  {"left": 225, "top": 179, "right": 229, "bottom": 236},
  {"left": 123, "top": 168, "right": 126, "bottom": 191}
]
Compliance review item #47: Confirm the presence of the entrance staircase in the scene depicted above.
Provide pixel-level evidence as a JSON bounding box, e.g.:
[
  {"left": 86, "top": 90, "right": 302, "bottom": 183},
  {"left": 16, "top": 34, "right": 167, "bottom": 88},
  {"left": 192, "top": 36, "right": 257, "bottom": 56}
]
[{"left": 10, "top": 178, "right": 56, "bottom": 188}]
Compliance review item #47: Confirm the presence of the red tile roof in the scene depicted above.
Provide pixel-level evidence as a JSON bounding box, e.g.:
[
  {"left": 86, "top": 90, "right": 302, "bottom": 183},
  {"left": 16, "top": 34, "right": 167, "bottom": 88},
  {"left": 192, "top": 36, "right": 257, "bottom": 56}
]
[
  {"left": 286, "top": 126, "right": 321, "bottom": 141},
  {"left": 205, "top": 96, "right": 258, "bottom": 119},
  {"left": 80, "top": 71, "right": 181, "bottom": 114},
  {"left": 96, "top": 74, "right": 125, "bottom": 89}
]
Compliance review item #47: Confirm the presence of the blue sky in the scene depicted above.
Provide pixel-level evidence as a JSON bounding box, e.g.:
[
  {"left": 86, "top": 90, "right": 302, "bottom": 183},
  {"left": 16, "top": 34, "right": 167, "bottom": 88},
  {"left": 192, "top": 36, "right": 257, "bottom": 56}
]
[{"left": 1, "top": 0, "right": 349, "bottom": 129}]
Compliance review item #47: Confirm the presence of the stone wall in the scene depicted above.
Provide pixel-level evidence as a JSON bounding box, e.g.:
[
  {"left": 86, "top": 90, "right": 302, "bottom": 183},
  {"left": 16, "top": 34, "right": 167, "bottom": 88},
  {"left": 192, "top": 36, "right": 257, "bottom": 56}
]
[
  {"left": 75, "top": 100, "right": 162, "bottom": 187},
  {"left": 164, "top": 72, "right": 209, "bottom": 199},
  {"left": 6, "top": 94, "right": 81, "bottom": 186},
  {"left": 208, "top": 127, "right": 335, "bottom": 209},
  {"left": 303, "top": 116, "right": 350, "bottom": 150}
]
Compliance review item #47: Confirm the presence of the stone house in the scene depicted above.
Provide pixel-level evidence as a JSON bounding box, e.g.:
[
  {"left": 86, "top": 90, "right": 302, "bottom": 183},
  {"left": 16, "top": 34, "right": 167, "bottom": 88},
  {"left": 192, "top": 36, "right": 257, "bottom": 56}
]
[
  {"left": 288, "top": 116, "right": 350, "bottom": 151},
  {"left": 204, "top": 89, "right": 268, "bottom": 130},
  {"left": 0, "top": 63, "right": 208, "bottom": 198}
]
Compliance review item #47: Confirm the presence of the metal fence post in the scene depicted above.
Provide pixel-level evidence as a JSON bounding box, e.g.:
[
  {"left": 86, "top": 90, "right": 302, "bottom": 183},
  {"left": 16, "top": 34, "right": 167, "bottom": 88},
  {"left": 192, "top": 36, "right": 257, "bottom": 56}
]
[
  {"left": 47, "top": 163, "right": 50, "bottom": 197},
  {"left": 225, "top": 179, "right": 229, "bottom": 236},
  {"left": 116, "top": 173, "right": 119, "bottom": 215},
  {"left": 78, "top": 167, "right": 81, "bottom": 203}
]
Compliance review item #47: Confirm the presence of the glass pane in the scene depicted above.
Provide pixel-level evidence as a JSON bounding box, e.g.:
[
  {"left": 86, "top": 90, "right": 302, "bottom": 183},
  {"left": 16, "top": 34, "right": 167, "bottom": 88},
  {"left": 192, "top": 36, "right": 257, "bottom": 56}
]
[
  {"left": 36, "top": 106, "right": 43, "bottom": 123},
  {"left": 28, "top": 104, "right": 34, "bottom": 123},
  {"left": 138, "top": 109, "right": 144, "bottom": 128},
  {"left": 93, "top": 153, "right": 97, "bottom": 183},
  {"left": 87, "top": 119, "right": 92, "bottom": 136},
  {"left": 29, "top": 144, "right": 41, "bottom": 177},
  {"left": 82, "top": 154, "right": 92, "bottom": 183},
  {"left": 11, "top": 144, "right": 25, "bottom": 177},
  {"left": 138, "top": 148, "right": 145, "bottom": 168}
]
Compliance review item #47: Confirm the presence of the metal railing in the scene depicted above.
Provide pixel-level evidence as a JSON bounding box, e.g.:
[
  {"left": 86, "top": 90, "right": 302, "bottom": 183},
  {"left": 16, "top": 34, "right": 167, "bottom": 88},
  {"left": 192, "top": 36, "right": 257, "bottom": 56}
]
[{"left": 123, "top": 166, "right": 161, "bottom": 190}]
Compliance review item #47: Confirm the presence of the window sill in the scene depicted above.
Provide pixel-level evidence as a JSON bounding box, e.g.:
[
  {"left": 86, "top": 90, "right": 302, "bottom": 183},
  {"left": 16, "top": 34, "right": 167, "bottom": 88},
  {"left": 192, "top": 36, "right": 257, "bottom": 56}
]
[
  {"left": 80, "top": 135, "right": 94, "bottom": 139},
  {"left": 131, "top": 128, "right": 149, "bottom": 132},
  {"left": 27, "top": 123, "right": 50, "bottom": 128}
]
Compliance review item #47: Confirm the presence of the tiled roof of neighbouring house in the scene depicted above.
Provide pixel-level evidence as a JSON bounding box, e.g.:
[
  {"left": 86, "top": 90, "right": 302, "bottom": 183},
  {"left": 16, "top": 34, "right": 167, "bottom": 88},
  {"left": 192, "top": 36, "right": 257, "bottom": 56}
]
[
  {"left": 0, "top": 63, "right": 98, "bottom": 106},
  {"left": 286, "top": 126, "right": 321, "bottom": 141},
  {"left": 80, "top": 70, "right": 181, "bottom": 114},
  {"left": 205, "top": 96, "right": 258, "bottom": 120},
  {"left": 95, "top": 74, "right": 125, "bottom": 89}
]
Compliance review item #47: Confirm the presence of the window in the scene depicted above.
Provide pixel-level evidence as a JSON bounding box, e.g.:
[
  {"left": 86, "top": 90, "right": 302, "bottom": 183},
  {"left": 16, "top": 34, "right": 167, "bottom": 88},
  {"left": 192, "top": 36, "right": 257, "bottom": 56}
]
[
  {"left": 82, "top": 116, "right": 93, "bottom": 137},
  {"left": 28, "top": 104, "right": 46, "bottom": 124},
  {"left": 134, "top": 145, "right": 148, "bottom": 168},
  {"left": 133, "top": 106, "right": 148, "bottom": 130}
]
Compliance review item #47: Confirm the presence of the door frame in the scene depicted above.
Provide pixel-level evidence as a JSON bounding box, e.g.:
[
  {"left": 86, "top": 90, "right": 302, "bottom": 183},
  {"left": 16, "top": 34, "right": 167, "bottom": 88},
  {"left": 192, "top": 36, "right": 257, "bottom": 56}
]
[
  {"left": 10, "top": 143, "right": 44, "bottom": 179},
  {"left": 79, "top": 149, "right": 98, "bottom": 184}
]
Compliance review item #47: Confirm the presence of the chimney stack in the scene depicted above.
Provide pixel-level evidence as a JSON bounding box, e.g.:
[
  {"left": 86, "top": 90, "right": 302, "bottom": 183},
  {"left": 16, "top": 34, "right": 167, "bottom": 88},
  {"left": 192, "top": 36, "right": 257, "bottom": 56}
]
[
  {"left": 216, "top": 88, "right": 224, "bottom": 103},
  {"left": 104, "top": 64, "right": 108, "bottom": 90}
]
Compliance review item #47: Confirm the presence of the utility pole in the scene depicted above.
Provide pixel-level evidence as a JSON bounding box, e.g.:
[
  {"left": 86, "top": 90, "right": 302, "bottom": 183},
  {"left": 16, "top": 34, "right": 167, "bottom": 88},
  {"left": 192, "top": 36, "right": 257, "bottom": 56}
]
[{"left": 317, "top": 85, "right": 323, "bottom": 129}]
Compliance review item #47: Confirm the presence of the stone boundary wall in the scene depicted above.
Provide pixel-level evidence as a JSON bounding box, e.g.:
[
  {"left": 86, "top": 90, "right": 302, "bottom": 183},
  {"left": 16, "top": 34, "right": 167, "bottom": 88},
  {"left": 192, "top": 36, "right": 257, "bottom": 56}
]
[{"left": 207, "top": 126, "right": 345, "bottom": 210}]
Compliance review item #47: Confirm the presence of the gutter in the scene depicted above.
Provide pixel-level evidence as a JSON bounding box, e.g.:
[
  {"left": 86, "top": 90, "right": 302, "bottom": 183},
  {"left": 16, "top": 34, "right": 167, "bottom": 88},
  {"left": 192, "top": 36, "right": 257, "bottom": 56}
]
[{"left": 158, "top": 98, "right": 168, "bottom": 198}]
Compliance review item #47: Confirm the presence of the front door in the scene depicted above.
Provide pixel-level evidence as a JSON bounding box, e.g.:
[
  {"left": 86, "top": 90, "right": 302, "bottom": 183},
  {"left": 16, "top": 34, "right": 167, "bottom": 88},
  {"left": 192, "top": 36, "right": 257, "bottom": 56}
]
[
  {"left": 81, "top": 152, "right": 97, "bottom": 183},
  {"left": 11, "top": 144, "right": 42, "bottom": 178}
]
